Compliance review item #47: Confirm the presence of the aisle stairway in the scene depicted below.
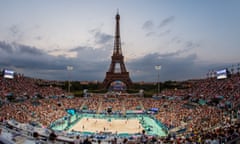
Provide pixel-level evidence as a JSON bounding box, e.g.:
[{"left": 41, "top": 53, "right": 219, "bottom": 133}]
[
  {"left": 97, "top": 99, "right": 103, "bottom": 114},
  {"left": 122, "top": 99, "right": 126, "bottom": 115},
  {"left": 80, "top": 100, "right": 87, "bottom": 110},
  {"left": 138, "top": 99, "right": 145, "bottom": 111}
]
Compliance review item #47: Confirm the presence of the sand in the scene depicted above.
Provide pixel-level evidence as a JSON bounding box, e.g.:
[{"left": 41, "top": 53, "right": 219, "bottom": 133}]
[{"left": 69, "top": 117, "right": 143, "bottom": 134}]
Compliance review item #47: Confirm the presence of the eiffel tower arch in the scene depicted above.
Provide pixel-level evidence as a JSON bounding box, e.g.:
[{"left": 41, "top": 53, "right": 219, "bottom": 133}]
[{"left": 103, "top": 12, "right": 132, "bottom": 90}]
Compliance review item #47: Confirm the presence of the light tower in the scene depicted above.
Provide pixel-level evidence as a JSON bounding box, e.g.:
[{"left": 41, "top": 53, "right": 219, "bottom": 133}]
[
  {"left": 155, "top": 65, "right": 161, "bottom": 96},
  {"left": 67, "top": 65, "right": 73, "bottom": 93}
]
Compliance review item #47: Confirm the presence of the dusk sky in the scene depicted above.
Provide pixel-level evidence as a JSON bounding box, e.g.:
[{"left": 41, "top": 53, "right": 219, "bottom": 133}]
[{"left": 0, "top": 0, "right": 240, "bottom": 82}]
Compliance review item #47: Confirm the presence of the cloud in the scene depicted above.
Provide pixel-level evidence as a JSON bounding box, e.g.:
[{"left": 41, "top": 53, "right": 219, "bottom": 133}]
[
  {"left": 0, "top": 40, "right": 111, "bottom": 81},
  {"left": 128, "top": 52, "right": 204, "bottom": 82},
  {"left": 145, "top": 32, "right": 156, "bottom": 37},
  {"left": 171, "top": 37, "right": 182, "bottom": 44},
  {"left": 69, "top": 45, "right": 110, "bottom": 62},
  {"left": 95, "top": 31, "right": 113, "bottom": 44},
  {"left": 158, "top": 29, "right": 171, "bottom": 37},
  {"left": 142, "top": 20, "right": 154, "bottom": 30},
  {"left": 89, "top": 27, "right": 113, "bottom": 45},
  {"left": 0, "top": 40, "right": 231, "bottom": 82},
  {"left": 142, "top": 20, "right": 157, "bottom": 37},
  {"left": 35, "top": 36, "right": 42, "bottom": 40},
  {"left": 13, "top": 43, "right": 44, "bottom": 55},
  {"left": 0, "top": 41, "right": 66, "bottom": 70},
  {"left": 9, "top": 25, "right": 20, "bottom": 35},
  {"left": 142, "top": 17, "right": 174, "bottom": 37},
  {"left": 158, "top": 48, "right": 191, "bottom": 58},
  {"left": 185, "top": 41, "right": 200, "bottom": 49},
  {"left": 0, "top": 39, "right": 197, "bottom": 82},
  {"left": 8, "top": 25, "right": 24, "bottom": 41},
  {"left": 158, "top": 16, "right": 175, "bottom": 28},
  {"left": 0, "top": 41, "right": 14, "bottom": 53}
]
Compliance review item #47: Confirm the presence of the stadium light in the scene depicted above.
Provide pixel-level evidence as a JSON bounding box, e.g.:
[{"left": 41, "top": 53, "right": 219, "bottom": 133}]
[
  {"left": 155, "top": 65, "right": 161, "bottom": 96},
  {"left": 67, "top": 66, "right": 73, "bottom": 93}
]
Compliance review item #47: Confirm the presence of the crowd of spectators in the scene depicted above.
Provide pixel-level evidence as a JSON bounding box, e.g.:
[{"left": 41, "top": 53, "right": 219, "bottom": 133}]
[
  {"left": 0, "top": 74, "right": 65, "bottom": 100},
  {"left": 0, "top": 73, "right": 240, "bottom": 143}
]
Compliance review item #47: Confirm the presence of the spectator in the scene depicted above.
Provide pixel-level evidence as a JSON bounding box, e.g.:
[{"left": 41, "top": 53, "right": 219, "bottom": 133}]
[
  {"left": 48, "top": 131, "right": 57, "bottom": 143},
  {"left": 74, "top": 135, "right": 82, "bottom": 144},
  {"left": 140, "top": 130, "right": 148, "bottom": 144}
]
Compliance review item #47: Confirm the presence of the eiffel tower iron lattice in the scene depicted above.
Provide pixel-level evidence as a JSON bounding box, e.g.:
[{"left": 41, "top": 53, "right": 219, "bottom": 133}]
[{"left": 103, "top": 12, "right": 132, "bottom": 89}]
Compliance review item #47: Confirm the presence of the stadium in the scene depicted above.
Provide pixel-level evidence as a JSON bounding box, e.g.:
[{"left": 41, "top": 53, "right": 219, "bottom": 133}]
[
  {"left": 0, "top": 67, "right": 240, "bottom": 144},
  {"left": 1, "top": 2, "right": 240, "bottom": 144}
]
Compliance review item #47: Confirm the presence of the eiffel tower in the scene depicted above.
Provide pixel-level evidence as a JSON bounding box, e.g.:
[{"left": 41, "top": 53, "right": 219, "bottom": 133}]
[{"left": 103, "top": 12, "right": 132, "bottom": 89}]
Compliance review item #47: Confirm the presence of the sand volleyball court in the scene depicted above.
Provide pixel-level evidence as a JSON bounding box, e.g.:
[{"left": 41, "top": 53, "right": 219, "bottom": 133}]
[{"left": 69, "top": 117, "right": 143, "bottom": 134}]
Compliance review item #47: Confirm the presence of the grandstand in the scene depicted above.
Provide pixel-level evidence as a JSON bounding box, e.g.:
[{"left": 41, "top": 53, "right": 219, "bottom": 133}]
[{"left": 0, "top": 70, "right": 240, "bottom": 143}]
